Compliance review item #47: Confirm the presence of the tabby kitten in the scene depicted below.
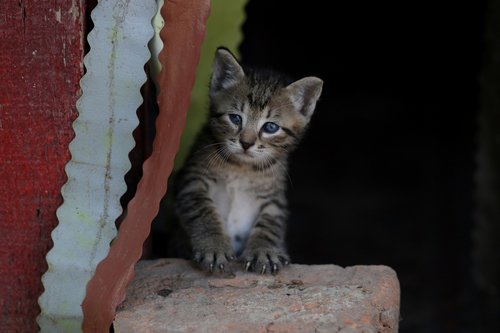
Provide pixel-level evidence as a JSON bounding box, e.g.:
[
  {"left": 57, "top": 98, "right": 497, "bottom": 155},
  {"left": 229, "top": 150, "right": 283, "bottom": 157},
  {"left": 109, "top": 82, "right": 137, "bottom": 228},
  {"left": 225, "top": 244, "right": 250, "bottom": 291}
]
[{"left": 174, "top": 48, "right": 322, "bottom": 274}]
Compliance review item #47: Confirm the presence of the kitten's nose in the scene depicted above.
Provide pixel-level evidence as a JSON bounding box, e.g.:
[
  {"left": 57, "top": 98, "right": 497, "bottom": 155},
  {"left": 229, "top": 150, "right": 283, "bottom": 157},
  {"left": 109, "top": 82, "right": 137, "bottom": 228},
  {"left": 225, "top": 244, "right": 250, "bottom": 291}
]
[{"left": 239, "top": 139, "right": 254, "bottom": 150}]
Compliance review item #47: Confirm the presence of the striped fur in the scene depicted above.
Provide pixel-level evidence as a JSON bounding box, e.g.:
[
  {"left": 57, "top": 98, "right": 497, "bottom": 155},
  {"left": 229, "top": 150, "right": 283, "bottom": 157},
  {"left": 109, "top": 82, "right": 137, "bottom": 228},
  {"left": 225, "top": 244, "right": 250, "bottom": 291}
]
[{"left": 174, "top": 48, "right": 322, "bottom": 274}]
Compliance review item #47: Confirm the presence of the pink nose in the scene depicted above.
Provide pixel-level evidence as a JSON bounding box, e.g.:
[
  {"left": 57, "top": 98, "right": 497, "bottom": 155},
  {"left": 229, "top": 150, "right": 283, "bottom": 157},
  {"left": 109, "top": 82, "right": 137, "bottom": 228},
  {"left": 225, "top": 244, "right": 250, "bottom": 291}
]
[{"left": 239, "top": 140, "right": 254, "bottom": 150}]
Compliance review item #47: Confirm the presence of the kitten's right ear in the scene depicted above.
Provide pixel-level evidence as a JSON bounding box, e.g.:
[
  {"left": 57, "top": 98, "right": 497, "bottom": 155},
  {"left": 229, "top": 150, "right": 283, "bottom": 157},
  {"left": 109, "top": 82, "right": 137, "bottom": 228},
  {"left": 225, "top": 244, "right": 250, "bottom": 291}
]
[{"left": 210, "top": 48, "right": 244, "bottom": 95}]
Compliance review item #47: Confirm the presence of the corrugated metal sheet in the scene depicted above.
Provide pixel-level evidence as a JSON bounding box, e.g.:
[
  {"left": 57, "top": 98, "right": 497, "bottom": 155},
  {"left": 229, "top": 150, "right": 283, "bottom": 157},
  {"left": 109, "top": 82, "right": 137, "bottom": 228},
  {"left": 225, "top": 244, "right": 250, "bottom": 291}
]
[
  {"left": 81, "top": 1, "right": 211, "bottom": 331},
  {"left": 37, "top": 1, "right": 157, "bottom": 331}
]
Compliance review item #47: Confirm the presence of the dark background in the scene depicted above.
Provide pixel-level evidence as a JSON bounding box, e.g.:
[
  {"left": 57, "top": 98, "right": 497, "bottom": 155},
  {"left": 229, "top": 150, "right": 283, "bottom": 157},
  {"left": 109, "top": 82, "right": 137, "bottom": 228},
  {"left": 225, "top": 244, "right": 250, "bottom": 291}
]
[{"left": 238, "top": 0, "right": 497, "bottom": 332}]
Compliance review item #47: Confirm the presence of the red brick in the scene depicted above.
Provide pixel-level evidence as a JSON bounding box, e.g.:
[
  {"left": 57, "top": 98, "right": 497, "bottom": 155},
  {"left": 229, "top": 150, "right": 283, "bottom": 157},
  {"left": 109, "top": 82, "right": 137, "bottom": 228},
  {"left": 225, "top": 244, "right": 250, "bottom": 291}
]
[{"left": 115, "top": 259, "right": 400, "bottom": 333}]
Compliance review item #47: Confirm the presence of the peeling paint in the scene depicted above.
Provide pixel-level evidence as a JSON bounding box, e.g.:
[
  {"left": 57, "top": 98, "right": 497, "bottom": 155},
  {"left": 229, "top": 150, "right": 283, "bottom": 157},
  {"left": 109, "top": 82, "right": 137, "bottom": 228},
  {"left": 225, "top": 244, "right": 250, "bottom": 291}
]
[
  {"left": 69, "top": 0, "right": 80, "bottom": 23},
  {"left": 54, "top": 7, "right": 61, "bottom": 23},
  {"left": 62, "top": 41, "right": 67, "bottom": 67},
  {"left": 0, "top": 0, "right": 85, "bottom": 330},
  {"left": 19, "top": 0, "right": 27, "bottom": 36}
]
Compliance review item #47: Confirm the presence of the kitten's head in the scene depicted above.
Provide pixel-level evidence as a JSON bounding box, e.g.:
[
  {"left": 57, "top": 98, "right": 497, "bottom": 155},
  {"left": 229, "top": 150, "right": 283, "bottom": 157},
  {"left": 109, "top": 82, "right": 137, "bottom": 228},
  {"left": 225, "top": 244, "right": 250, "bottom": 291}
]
[{"left": 208, "top": 48, "right": 322, "bottom": 167}]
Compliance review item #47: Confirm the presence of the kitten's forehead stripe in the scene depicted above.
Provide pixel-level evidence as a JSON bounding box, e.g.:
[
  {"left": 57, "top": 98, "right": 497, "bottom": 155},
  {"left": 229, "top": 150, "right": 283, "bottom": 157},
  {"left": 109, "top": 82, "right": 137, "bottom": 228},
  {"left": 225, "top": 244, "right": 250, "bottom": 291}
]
[
  {"left": 241, "top": 102, "right": 249, "bottom": 114},
  {"left": 231, "top": 101, "right": 240, "bottom": 110},
  {"left": 244, "top": 68, "right": 289, "bottom": 111},
  {"left": 266, "top": 107, "right": 272, "bottom": 119},
  {"left": 249, "top": 84, "right": 277, "bottom": 110}
]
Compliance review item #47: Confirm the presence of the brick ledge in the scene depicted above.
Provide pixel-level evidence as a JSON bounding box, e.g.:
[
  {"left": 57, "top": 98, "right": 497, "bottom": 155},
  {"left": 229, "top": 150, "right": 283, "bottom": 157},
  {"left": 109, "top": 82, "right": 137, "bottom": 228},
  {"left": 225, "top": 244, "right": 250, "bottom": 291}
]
[{"left": 115, "top": 258, "right": 400, "bottom": 333}]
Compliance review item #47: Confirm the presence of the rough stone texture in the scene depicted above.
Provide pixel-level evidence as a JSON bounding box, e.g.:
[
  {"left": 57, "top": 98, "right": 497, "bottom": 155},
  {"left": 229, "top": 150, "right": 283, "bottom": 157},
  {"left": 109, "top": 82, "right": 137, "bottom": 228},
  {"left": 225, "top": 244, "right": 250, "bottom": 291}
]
[{"left": 114, "top": 259, "right": 400, "bottom": 333}]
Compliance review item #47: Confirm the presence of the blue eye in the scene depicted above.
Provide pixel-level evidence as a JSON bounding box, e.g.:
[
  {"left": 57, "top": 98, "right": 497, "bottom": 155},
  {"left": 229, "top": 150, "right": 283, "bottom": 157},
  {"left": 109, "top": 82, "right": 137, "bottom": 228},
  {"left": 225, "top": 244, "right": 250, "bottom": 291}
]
[
  {"left": 262, "top": 122, "right": 280, "bottom": 134},
  {"left": 228, "top": 114, "right": 242, "bottom": 126}
]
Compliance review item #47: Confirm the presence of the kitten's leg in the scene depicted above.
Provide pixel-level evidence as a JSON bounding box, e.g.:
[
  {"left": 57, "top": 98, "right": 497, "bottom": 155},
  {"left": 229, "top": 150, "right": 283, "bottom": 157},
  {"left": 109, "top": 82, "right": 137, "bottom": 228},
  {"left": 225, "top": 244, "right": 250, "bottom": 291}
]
[
  {"left": 176, "top": 176, "right": 233, "bottom": 273},
  {"left": 241, "top": 200, "right": 290, "bottom": 274}
]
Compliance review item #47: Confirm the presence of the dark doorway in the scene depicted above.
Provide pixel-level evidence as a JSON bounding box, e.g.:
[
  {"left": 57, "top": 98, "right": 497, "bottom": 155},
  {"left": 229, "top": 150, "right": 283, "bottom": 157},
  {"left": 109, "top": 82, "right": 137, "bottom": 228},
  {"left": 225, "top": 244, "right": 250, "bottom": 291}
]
[{"left": 240, "top": 0, "right": 488, "bottom": 332}]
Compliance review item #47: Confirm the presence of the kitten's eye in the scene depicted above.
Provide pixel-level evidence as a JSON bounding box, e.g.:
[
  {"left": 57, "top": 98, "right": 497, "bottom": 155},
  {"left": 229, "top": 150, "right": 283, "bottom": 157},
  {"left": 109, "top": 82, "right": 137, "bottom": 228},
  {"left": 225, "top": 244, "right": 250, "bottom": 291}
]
[
  {"left": 262, "top": 122, "right": 280, "bottom": 134},
  {"left": 228, "top": 114, "right": 242, "bottom": 126}
]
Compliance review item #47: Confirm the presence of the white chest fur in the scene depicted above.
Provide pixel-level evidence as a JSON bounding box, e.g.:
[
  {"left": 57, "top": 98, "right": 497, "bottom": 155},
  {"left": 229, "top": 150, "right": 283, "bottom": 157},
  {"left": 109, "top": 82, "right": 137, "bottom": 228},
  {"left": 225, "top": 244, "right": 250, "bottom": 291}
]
[{"left": 208, "top": 175, "right": 260, "bottom": 253}]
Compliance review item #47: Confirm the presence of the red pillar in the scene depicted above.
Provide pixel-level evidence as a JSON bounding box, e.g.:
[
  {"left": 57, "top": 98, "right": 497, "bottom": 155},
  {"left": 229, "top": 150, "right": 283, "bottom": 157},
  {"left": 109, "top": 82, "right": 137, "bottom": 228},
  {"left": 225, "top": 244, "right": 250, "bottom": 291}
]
[{"left": 0, "top": 1, "right": 85, "bottom": 331}]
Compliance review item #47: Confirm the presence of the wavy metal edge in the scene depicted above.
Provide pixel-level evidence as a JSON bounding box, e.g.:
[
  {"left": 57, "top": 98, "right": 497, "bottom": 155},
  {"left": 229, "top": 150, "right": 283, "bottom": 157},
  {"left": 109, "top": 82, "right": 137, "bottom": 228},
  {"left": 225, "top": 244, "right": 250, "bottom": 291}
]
[
  {"left": 37, "top": 1, "right": 157, "bottom": 332},
  {"left": 149, "top": 0, "right": 164, "bottom": 91},
  {"left": 80, "top": 1, "right": 211, "bottom": 331}
]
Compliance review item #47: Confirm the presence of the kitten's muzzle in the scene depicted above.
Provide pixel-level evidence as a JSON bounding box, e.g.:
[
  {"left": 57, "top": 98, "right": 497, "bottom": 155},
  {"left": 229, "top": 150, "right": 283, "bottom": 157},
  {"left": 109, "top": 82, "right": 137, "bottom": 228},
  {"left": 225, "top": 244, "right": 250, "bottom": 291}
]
[{"left": 239, "top": 139, "right": 255, "bottom": 150}]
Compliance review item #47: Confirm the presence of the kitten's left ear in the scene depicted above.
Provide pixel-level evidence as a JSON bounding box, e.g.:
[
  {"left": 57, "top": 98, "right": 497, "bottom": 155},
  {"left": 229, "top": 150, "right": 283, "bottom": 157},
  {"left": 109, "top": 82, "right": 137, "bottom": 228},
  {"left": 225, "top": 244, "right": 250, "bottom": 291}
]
[{"left": 286, "top": 77, "right": 323, "bottom": 119}]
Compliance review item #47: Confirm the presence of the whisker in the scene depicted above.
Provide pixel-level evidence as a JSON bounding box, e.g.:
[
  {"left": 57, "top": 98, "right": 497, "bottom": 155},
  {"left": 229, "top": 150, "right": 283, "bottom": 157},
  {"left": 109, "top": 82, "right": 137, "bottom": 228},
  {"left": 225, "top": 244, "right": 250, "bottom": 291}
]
[
  {"left": 261, "top": 150, "right": 293, "bottom": 188},
  {"left": 275, "top": 158, "right": 293, "bottom": 188},
  {"left": 193, "top": 142, "right": 225, "bottom": 155},
  {"left": 203, "top": 145, "right": 226, "bottom": 174},
  {"left": 221, "top": 147, "right": 232, "bottom": 167}
]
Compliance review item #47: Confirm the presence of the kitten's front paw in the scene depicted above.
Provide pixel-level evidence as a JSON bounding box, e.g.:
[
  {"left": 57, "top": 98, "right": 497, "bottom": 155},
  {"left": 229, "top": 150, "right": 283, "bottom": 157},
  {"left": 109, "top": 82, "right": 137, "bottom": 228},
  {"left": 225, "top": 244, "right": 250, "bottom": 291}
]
[
  {"left": 241, "top": 247, "right": 290, "bottom": 275},
  {"left": 193, "top": 243, "right": 234, "bottom": 273}
]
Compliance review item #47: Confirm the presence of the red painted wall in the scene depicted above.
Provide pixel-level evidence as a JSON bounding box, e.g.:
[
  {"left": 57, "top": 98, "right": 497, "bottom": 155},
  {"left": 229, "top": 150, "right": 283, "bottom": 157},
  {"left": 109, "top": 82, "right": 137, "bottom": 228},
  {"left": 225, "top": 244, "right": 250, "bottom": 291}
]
[{"left": 0, "top": 1, "right": 85, "bottom": 331}]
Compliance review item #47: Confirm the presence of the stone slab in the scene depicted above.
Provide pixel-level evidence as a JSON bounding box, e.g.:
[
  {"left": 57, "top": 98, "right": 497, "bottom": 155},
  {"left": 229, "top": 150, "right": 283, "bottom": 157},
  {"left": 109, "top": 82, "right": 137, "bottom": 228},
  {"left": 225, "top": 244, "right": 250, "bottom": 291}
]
[{"left": 114, "top": 259, "right": 400, "bottom": 333}]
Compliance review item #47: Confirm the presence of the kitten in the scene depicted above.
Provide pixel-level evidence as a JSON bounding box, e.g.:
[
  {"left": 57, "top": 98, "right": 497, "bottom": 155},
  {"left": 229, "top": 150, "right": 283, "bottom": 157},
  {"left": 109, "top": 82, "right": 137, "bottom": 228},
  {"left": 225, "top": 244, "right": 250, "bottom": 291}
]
[{"left": 174, "top": 48, "right": 322, "bottom": 274}]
